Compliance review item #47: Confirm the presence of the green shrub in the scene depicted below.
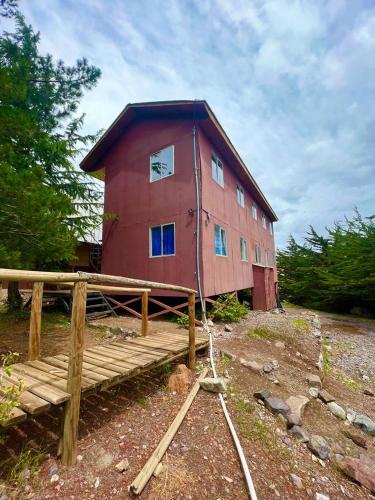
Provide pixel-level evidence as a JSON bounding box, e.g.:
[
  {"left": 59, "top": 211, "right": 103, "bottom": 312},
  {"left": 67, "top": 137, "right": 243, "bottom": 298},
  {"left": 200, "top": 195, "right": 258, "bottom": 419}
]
[
  {"left": 0, "top": 352, "right": 24, "bottom": 426},
  {"left": 211, "top": 294, "right": 248, "bottom": 322},
  {"left": 176, "top": 314, "right": 189, "bottom": 329}
]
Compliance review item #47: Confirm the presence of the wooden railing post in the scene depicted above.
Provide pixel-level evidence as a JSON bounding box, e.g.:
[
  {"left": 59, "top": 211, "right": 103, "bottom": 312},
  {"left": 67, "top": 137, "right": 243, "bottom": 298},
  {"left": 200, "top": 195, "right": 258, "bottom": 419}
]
[
  {"left": 29, "top": 282, "right": 44, "bottom": 361},
  {"left": 141, "top": 291, "right": 148, "bottom": 336},
  {"left": 61, "top": 281, "right": 87, "bottom": 466},
  {"left": 188, "top": 292, "right": 196, "bottom": 371}
]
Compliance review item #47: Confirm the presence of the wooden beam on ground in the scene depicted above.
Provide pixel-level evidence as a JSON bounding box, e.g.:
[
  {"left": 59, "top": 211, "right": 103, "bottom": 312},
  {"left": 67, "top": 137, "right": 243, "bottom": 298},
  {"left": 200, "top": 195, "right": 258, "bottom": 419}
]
[
  {"left": 129, "top": 367, "right": 208, "bottom": 496},
  {"left": 141, "top": 291, "right": 148, "bottom": 336},
  {"left": 61, "top": 281, "right": 87, "bottom": 466},
  {"left": 188, "top": 292, "right": 196, "bottom": 371},
  {"left": 28, "top": 282, "right": 43, "bottom": 361}
]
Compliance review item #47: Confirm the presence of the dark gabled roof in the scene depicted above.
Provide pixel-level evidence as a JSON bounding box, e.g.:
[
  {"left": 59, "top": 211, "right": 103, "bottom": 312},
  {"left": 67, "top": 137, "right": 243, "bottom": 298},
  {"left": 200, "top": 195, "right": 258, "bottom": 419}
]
[{"left": 80, "top": 100, "right": 278, "bottom": 221}]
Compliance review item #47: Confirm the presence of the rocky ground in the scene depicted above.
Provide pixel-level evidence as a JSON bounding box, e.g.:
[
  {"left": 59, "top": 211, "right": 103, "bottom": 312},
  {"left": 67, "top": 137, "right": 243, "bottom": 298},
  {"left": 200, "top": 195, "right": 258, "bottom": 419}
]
[{"left": 0, "top": 306, "right": 374, "bottom": 499}]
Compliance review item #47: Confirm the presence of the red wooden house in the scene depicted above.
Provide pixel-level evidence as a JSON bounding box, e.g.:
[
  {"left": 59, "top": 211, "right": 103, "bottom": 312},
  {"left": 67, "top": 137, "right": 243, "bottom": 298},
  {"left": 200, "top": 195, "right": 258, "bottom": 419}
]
[{"left": 80, "top": 100, "right": 278, "bottom": 310}]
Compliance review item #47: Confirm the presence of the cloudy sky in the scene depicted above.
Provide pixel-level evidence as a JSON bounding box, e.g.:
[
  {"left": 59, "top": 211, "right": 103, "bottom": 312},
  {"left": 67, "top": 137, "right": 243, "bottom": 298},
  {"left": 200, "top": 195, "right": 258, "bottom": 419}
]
[{"left": 18, "top": 0, "right": 375, "bottom": 247}]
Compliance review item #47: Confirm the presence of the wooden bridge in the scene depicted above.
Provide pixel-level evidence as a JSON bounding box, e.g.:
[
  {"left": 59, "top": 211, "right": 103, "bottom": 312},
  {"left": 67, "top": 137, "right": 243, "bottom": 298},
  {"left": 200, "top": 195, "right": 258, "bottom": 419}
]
[{"left": 0, "top": 269, "right": 208, "bottom": 467}]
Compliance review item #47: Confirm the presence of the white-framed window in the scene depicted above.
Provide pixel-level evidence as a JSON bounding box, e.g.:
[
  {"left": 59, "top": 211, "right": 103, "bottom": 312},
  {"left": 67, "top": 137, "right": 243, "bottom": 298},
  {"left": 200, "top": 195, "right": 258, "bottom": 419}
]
[
  {"left": 255, "top": 244, "right": 261, "bottom": 264},
  {"left": 236, "top": 185, "right": 245, "bottom": 207},
  {"left": 150, "top": 145, "right": 174, "bottom": 182},
  {"left": 265, "top": 249, "right": 270, "bottom": 267},
  {"left": 252, "top": 202, "right": 257, "bottom": 220},
  {"left": 150, "top": 223, "right": 175, "bottom": 257},
  {"left": 262, "top": 212, "right": 267, "bottom": 229},
  {"left": 214, "top": 224, "right": 227, "bottom": 256},
  {"left": 211, "top": 154, "right": 224, "bottom": 187},
  {"left": 269, "top": 222, "right": 273, "bottom": 235},
  {"left": 240, "top": 237, "right": 248, "bottom": 261}
]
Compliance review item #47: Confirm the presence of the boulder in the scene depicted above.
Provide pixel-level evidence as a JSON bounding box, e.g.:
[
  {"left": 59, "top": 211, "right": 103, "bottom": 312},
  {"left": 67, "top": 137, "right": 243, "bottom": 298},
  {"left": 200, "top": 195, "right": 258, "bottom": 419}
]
[
  {"left": 240, "top": 358, "right": 263, "bottom": 374},
  {"left": 264, "top": 396, "right": 290, "bottom": 416},
  {"left": 263, "top": 363, "right": 274, "bottom": 373},
  {"left": 308, "top": 435, "right": 330, "bottom": 460},
  {"left": 327, "top": 402, "right": 346, "bottom": 420},
  {"left": 341, "top": 429, "right": 367, "bottom": 449},
  {"left": 200, "top": 377, "right": 228, "bottom": 393},
  {"left": 224, "top": 324, "right": 233, "bottom": 332},
  {"left": 306, "top": 374, "right": 322, "bottom": 389},
  {"left": 318, "top": 389, "right": 335, "bottom": 404},
  {"left": 286, "top": 412, "right": 302, "bottom": 428},
  {"left": 289, "top": 425, "right": 310, "bottom": 443},
  {"left": 353, "top": 414, "right": 375, "bottom": 436},
  {"left": 346, "top": 408, "right": 357, "bottom": 424},
  {"left": 286, "top": 395, "right": 309, "bottom": 420},
  {"left": 168, "top": 364, "right": 192, "bottom": 394},
  {"left": 309, "top": 387, "right": 319, "bottom": 398},
  {"left": 253, "top": 389, "right": 271, "bottom": 401},
  {"left": 335, "top": 455, "right": 375, "bottom": 493},
  {"left": 290, "top": 473, "right": 303, "bottom": 489}
]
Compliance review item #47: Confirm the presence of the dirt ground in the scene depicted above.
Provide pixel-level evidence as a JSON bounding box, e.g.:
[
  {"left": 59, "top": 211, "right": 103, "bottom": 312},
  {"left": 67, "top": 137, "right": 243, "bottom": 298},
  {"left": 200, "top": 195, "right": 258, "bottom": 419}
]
[{"left": 0, "top": 305, "right": 374, "bottom": 499}]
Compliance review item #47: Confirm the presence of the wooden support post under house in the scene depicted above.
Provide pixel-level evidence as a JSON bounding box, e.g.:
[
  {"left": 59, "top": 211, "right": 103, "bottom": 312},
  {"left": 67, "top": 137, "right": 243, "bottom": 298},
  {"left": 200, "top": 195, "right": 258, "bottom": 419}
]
[
  {"left": 61, "top": 281, "right": 87, "bottom": 466},
  {"left": 188, "top": 292, "right": 196, "bottom": 371},
  {"left": 28, "top": 282, "right": 44, "bottom": 361},
  {"left": 141, "top": 291, "right": 148, "bottom": 336}
]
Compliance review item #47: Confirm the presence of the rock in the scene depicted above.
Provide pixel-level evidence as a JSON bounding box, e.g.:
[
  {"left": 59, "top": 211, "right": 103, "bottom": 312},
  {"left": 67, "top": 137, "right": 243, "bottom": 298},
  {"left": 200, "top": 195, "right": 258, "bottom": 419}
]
[
  {"left": 264, "top": 396, "right": 290, "bottom": 416},
  {"left": 309, "top": 387, "right": 319, "bottom": 398},
  {"left": 289, "top": 425, "right": 309, "bottom": 443},
  {"left": 253, "top": 389, "right": 271, "bottom": 401},
  {"left": 286, "top": 413, "right": 302, "bottom": 428},
  {"left": 363, "top": 389, "right": 374, "bottom": 397},
  {"left": 290, "top": 473, "right": 303, "bottom": 489},
  {"left": 275, "top": 341, "right": 285, "bottom": 349},
  {"left": 346, "top": 408, "right": 357, "bottom": 424},
  {"left": 50, "top": 474, "right": 59, "bottom": 483},
  {"left": 94, "top": 477, "right": 100, "bottom": 488},
  {"left": 168, "top": 364, "right": 192, "bottom": 394},
  {"left": 263, "top": 363, "right": 274, "bottom": 373},
  {"left": 306, "top": 374, "right": 322, "bottom": 389},
  {"left": 200, "top": 377, "right": 228, "bottom": 393},
  {"left": 316, "top": 494, "right": 329, "bottom": 500},
  {"left": 98, "top": 451, "right": 113, "bottom": 468},
  {"left": 341, "top": 429, "right": 367, "bottom": 449},
  {"left": 286, "top": 395, "right": 309, "bottom": 420},
  {"left": 77, "top": 455, "right": 83, "bottom": 462},
  {"left": 271, "top": 359, "right": 279, "bottom": 368},
  {"left": 308, "top": 435, "right": 330, "bottom": 460},
  {"left": 224, "top": 324, "right": 233, "bottom": 332},
  {"left": 49, "top": 463, "right": 58, "bottom": 477},
  {"left": 335, "top": 455, "right": 375, "bottom": 493},
  {"left": 115, "top": 458, "right": 129, "bottom": 472},
  {"left": 153, "top": 462, "right": 165, "bottom": 477},
  {"left": 312, "top": 315, "right": 321, "bottom": 329},
  {"left": 207, "top": 319, "right": 214, "bottom": 327},
  {"left": 362, "top": 374, "right": 369, "bottom": 381},
  {"left": 318, "top": 389, "right": 335, "bottom": 404},
  {"left": 220, "top": 349, "right": 236, "bottom": 361},
  {"left": 20, "top": 468, "right": 30, "bottom": 480},
  {"left": 240, "top": 359, "right": 263, "bottom": 374},
  {"left": 327, "top": 402, "right": 346, "bottom": 420},
  {"left": 353, "top": 414, "right": 375, "bottom": 436}
]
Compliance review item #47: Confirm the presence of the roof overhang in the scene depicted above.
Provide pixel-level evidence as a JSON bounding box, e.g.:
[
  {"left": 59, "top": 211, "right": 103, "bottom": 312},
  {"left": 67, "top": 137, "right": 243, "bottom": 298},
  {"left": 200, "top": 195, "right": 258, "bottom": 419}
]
[{"left": 80, "top": 100, "right": 278, "bottom": 221}]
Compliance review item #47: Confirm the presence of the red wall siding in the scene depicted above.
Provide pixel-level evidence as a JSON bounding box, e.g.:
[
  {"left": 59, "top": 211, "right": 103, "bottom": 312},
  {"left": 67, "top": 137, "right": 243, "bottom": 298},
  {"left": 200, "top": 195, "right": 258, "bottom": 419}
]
[
  {"left": 101, "top": 118, "right": 197, "bottom": 292},
  {"left": 198, "top": 128, "right": 277, "bottom": 299}
]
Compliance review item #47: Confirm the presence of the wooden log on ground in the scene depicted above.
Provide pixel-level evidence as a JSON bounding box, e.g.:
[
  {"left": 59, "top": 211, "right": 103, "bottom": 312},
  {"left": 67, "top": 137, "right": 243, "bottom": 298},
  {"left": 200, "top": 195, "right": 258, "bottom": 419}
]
[
  {"left": 129, "top": 367, "right": 208, "bottom": 496},
  {"left": 61, "top": 281, "right": 87, "bottom": 466},
  {"left": 28, "top": 282, "right": 43, "bottom": 361},
  {"left": 188, "top": 292, "right": 196, "bottom": 371},
  {"left": 142, "top": 291, "right": 148, "bottom": 336}
]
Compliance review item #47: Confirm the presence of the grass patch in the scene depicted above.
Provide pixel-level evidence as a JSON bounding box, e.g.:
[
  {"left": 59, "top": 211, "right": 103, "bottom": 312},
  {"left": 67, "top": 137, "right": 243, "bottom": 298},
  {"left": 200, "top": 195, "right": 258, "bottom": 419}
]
[
  {"left": 136, "top": 396, "right": 146, "bottom": 405},
  {"left": 335, "top": 373, "right": 362, "bottom": 390},
  {"left": 291, "top": 317, "right": 309, "bottom": 332},
  {"left": 247, "top": 325, "right": 276, "bottom": 340},
  {"left": 220, "top": 353, "right": 231, "bottom": 366},
  {"left": 41, "top": 311, "right": 70, "bottom": 328},
  {"left": 155, "top": 362, "right": 172, "bottom": 375},
  {"left": 9, "top": 448, "right": 45, "bottom": 485},
  {"left": 90, "top": 325, "right": 110, "bottom": 340}
]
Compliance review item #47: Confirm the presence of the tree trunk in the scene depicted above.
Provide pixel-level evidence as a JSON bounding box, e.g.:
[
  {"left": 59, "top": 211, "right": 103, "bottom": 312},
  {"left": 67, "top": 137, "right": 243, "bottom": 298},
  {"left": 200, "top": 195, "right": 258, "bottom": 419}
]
[{"left": 7, "top": 281, "right": 22, "bottom": 311}]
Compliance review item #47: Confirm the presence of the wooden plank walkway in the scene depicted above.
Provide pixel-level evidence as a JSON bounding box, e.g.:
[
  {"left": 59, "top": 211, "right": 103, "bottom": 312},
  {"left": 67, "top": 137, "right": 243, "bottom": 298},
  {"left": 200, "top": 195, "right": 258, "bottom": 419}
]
[{"left": 1, "top": 331, "right": 208, "bottom": 426}]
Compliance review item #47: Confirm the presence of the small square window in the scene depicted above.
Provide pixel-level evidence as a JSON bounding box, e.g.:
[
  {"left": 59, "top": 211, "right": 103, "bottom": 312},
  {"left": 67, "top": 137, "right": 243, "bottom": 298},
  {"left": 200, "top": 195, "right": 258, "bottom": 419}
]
[
  {"left": 150, "top": 223, "right": 175, "bottom": 256},
  {"left": 240, "top": 237, "right": 248, "bottom": 261},
  {"left": 215, "top": 224, "right": 227, "bottom": 256},
  {"left": 255, "top": 244, "right": 261, "bottom": 264},
  {"left": 212, "top": 154, "right": 224, "bottom": 187},
  {"left": 262, "top": 212, "right": 267, "bottom": 229},
  {"left": 150, "top": 145, "right": 174, "bottom": 182},
  {"left": 237, "top": 185, "right": 245, "bottom": 207},
  {"left": 252, "top": 202, "right": 257, "bottom": 220}
]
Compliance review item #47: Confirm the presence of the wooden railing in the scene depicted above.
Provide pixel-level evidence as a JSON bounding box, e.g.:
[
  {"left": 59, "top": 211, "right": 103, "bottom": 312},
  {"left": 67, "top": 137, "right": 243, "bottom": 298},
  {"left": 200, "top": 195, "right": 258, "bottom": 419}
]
[{"left": 0, "top": 268, "right": 196, "bottom": 466}]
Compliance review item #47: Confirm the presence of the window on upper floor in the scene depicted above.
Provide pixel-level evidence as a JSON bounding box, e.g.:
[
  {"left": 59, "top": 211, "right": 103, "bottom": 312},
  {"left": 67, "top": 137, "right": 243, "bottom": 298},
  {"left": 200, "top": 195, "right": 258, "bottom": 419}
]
[
  {"left": 252, "top": 202, "right": 257, "bottom": 220},
  {"left": 150, "top": 223, "right": 175, "bottom": 257},
  {"left": 150, "top": 145, "right": 174, "bottom": 182},
  {"left": 215, "top": 224, "right": 227, "bottom": 256},
  {"left": 240, "top": 237, "right": 248, "bottom": 261},
  {"left": 236, "top": 185, "right": 245, "bottom": 207},
  {"left": 255, "top": 244, "right": 261, "bottom": 264},
  {"left": 211, "top": 154, "right": 224, "bottom": 187},
  {"left": 269, "top": 222, "right": 273, "bottom": 235},
  {"left": 262, "top": 212, "right": 267, "bottom": 229}
]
